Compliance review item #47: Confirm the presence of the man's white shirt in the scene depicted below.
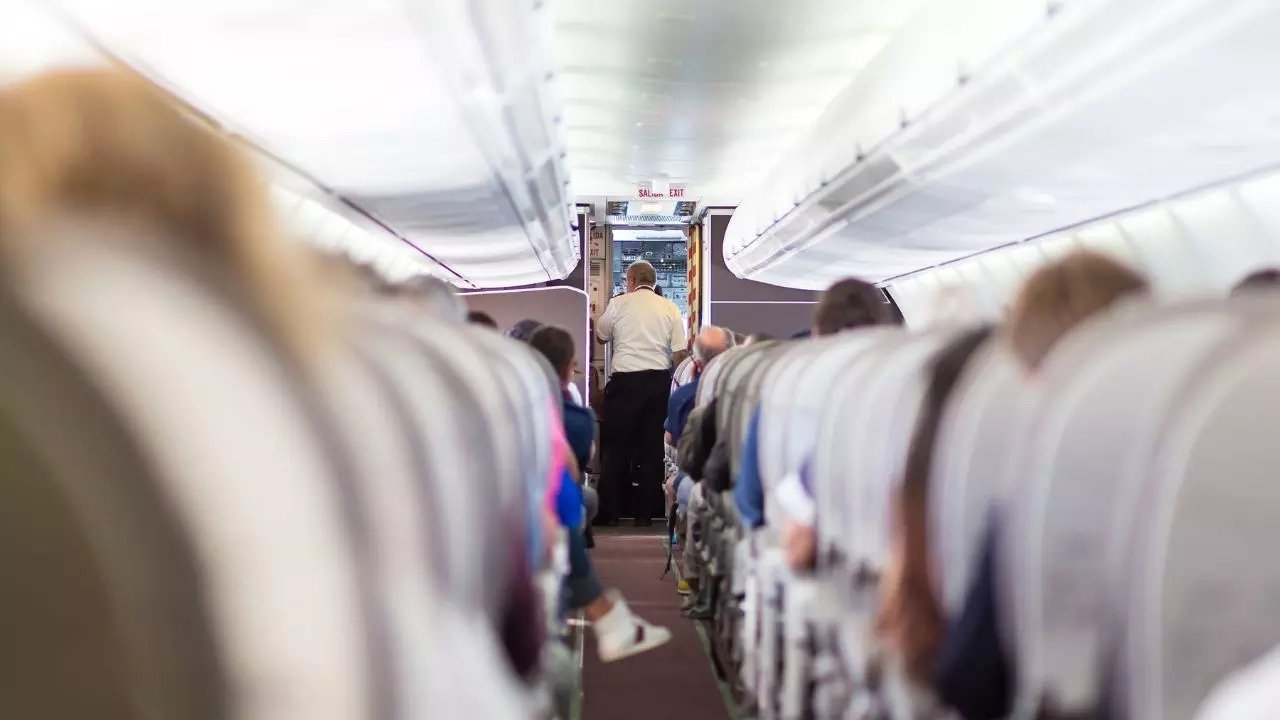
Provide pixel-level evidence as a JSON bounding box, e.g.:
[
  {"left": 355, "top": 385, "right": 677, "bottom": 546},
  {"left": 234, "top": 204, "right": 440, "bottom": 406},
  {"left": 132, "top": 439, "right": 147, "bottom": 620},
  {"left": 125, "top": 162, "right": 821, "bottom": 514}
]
[{"left": 596, "top": 287, "right": 686, "bottom": 373}]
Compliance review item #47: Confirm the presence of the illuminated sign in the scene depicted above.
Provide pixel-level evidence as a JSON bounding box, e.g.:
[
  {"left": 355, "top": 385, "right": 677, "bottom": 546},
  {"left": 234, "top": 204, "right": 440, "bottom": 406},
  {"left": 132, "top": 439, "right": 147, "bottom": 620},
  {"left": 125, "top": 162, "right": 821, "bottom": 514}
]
[{"left": 636, "top": 182, "right": 687, "bottom": 199}]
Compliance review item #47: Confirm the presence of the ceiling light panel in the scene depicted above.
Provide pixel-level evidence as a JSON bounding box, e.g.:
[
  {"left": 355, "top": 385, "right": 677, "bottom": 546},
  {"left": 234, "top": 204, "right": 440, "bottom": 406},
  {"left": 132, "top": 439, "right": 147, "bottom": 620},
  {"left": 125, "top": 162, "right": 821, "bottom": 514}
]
[
  {"left": 54, "top": 0, "right": 578, "bottom": 289},
  {"left": 551, "top": 0, "right": 926, "bottom": 198},
  {"left": 728, "top": 0, "right": 1280, "bottom": 289}
]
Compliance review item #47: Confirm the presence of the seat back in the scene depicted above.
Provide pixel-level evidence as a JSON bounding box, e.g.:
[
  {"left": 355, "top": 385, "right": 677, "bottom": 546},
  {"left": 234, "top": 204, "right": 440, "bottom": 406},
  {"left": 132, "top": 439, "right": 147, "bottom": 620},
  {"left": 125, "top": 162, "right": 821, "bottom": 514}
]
[
  {"left": 757, "top": 332, "right": 893, "bottom": 503},
  {"left": 0, "top": 290, "right": 224, "bottom": 720},
  {"left": 15, "top": 240, "right": 378, "bottom": 720},
  {"left": 928, "top": 341, "right": 1027, "bottom": 618},
  {"left": 816, "top": 332, "right": 950, "bottom": 572},
  {"left": 999, "top": 299, "right": 1267, "bottom": 715},
  {"left": 1114, "top": 324, "right": 1280, "bottom": 720}
]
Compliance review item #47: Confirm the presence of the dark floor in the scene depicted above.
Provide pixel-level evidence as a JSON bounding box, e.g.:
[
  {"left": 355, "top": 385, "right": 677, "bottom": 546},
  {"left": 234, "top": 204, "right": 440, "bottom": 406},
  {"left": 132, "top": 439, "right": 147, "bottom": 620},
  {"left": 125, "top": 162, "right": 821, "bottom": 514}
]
[{"left": 579, "top": 528, "right": 730, "bottom": 719}]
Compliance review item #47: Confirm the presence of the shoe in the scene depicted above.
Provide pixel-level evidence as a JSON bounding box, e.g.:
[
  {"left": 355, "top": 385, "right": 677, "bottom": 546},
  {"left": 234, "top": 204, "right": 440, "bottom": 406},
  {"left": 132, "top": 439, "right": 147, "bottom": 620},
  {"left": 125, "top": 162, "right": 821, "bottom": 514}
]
[
  {"left": 677, "top": 580, "right": 692, "bottom": 596},
  {"left": 593, "top": 591, "right": 673, "bottom": 663},
  {"left": 682, "top": 602, "right": 713, "bottom": 620}
]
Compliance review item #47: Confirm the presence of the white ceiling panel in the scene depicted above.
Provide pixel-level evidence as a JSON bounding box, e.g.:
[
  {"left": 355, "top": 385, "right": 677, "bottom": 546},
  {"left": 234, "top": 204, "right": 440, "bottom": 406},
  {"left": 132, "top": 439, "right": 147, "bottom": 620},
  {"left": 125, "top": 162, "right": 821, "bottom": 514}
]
[
  {"left": 728, "top": 0, "right": 1280, "bottom": 289},
  {"left": 50, "top": 0, "right": 578, "bottom": 288},
  {"left": 551, "top": 0, "right": 924, "bottom": 199}
]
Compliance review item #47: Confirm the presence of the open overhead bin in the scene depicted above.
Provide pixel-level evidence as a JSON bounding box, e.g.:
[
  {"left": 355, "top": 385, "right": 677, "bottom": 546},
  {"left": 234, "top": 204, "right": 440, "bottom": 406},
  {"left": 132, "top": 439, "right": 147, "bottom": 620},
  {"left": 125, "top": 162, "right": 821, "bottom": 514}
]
[
  {"left": 725, "top": 0, "right": 1280, "bottom": 289},
  {"left": 49, "top": 0, "right": 578, "bottom": 289}
]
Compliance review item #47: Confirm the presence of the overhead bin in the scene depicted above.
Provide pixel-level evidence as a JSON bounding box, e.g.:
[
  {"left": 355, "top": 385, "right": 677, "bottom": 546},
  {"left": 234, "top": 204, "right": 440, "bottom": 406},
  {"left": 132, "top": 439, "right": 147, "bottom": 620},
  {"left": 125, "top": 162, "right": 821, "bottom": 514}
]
[
  {"left": 50, "top": 0, "right": 578, "bottom": 289},
  {"left": 725, "top": 0, "right": 1280, "bottom": 290}
]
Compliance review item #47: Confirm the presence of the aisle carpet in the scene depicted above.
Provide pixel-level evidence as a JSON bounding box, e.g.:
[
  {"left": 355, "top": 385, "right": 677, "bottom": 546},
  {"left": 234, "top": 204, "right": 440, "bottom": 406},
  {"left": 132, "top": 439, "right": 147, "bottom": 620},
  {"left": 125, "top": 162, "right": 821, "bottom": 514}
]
[{"left": 579, "top": 529, "right": 729, "bottom": 719}]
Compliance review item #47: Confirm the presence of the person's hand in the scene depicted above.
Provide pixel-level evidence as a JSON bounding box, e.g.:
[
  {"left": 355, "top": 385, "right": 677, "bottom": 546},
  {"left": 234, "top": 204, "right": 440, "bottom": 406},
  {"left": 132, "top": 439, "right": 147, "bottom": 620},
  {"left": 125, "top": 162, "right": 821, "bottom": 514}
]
[{"left": 781, "top": 517, "right": 817, "bottom": 571}]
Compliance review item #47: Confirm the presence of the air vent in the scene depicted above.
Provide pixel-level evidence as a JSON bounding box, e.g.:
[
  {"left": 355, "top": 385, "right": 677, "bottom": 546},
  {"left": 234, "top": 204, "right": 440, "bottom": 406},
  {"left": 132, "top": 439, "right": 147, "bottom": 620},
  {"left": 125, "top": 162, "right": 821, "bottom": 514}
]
[{"left": 606, "top": 200, "right": 698, "bottom": 225}]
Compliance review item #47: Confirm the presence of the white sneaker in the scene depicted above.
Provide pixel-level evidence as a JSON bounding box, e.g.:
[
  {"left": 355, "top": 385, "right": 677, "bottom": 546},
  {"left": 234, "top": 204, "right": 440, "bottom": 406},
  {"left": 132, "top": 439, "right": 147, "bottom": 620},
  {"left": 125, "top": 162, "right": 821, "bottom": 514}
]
[{"left": 593, "top": 590, "right": 673, "bottom": 663}]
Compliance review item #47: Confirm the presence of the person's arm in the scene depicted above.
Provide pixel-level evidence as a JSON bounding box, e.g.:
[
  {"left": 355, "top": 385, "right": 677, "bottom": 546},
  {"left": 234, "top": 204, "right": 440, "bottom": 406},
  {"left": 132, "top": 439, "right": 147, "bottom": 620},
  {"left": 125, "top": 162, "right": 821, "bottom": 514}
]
[
  {"left": 595, "top": 300, "right": 617, "bottom": 345},
  {"left": 669, "top": 306, "right": 688, "bottom": 368},
  {"left": 781, "top": 519, "right": 817, "bottom": 571},
  {"left": 775, "top": 467, "right": 818, "bottom": 570}
]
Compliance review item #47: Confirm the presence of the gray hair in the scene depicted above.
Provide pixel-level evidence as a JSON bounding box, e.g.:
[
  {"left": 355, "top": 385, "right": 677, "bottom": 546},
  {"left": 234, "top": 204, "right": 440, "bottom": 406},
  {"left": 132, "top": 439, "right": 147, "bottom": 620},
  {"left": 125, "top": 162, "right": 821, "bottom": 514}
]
[
  {"left": 627, "top": 260, "right": 657, "bottom": 287},
  {"left": 693, "top": 325, "right": 734, "bottom": 364}
]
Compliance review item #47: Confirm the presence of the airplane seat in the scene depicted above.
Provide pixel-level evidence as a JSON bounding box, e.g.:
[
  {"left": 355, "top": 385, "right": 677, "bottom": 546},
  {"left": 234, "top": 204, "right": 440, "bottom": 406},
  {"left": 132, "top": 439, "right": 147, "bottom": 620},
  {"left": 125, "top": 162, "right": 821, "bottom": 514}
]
[
  {"left": 0, "top": 289, "right": 223, "bottom": 720},
  {"left": 810, "top": 331, "right": 952, "bottom": 719},
  {"left": 356, "top": 309, "right": 556, "bottom": 693},
  {"left": 320, "top": 333, "right": 535, "bottom": 719},
  {"left": 1194, "top": 643, "right": 1280, "bottom": 720},
  {"left": 1109, "top": 323, "right": 1280, "bottom": 720},
  {"left": 673, "top": 355, "right": 697, "bottom": 391},
  {"left": 358, "top": 315, "right": 501, "bottom": 609},
  {"left": 927, "top": 343, "right": 1027, "bottom": 622},
  {"left": 12, "top": 239, "right": 381, "bottom": 720},
  {"left": 750, "top": 333, "right": 889, "bottom": 718},
  {"left": 993, "top": 298, "right": 1280, "bottom": 718}
]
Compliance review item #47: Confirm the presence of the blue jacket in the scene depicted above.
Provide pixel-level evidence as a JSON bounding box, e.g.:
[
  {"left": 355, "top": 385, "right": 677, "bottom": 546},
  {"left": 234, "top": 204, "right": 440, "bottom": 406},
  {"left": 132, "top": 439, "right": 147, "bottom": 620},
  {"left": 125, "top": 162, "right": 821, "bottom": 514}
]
[
  {"left": 732, "top": 408, "right": 766, "bottom": 528},
  {"left": 562, "top": 395, "right": 596, "bottom": 478},
  {"left": 664, "top": 376, "right": 701, "bottom": 443}
]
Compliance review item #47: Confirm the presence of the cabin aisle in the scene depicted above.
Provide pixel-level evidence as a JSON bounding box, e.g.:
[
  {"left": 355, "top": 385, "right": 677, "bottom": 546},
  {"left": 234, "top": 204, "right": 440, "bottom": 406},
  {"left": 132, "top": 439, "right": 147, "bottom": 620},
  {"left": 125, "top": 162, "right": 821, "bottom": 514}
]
[{"left": 579, "top": 529, "right": 730, "bottom": 719}]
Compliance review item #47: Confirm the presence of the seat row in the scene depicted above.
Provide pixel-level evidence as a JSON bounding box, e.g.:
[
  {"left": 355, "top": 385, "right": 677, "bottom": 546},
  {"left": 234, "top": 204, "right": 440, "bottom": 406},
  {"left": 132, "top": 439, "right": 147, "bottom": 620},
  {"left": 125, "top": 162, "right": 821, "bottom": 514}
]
[
  {"left": 685, "top": 290, "right": 1280, "bottom": 720},
  {"left": 0, "top": 68, "right": 569, "bottom": 720}
]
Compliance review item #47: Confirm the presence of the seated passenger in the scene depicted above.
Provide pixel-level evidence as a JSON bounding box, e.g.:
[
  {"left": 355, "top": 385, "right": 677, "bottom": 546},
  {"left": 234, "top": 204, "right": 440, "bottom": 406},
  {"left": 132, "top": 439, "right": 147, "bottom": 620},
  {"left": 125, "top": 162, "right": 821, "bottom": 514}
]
[
  {"left": 1233, "top": 267, "right": 1280, "bottom": 294},
  {"left": 662, "top": 326, "right": 733, "bottom": 600},
  {"left": 664, "top": 326, "right": 734, "bottom": 447},
  {"left": 875, "top": 327, "right": 994, "bottom": 710},
  {"left": 467, "top": 310, "right": 498, "bottom": 328},
  {"left": 933, "top": 251, "right": 1147, "bottom": 720},
  {"left": 528, "top": 325, "right": 672, "bottom": 662},
  {"left": 739, "top": 278, "right": 894, "bottom": 564},
  {"left": 507, "top": 318, "right": 542, "bottom": 343}
]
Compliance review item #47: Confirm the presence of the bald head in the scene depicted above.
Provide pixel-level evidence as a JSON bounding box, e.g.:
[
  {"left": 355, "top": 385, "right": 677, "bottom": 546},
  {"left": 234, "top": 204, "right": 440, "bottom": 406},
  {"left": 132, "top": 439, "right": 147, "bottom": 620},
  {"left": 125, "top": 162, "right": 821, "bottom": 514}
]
[
  {"left": 693, "top": 326, "right": 733, "bottom": 365},
  {"left": 626, "top": 260, "right": 657, "bottom": 291}
]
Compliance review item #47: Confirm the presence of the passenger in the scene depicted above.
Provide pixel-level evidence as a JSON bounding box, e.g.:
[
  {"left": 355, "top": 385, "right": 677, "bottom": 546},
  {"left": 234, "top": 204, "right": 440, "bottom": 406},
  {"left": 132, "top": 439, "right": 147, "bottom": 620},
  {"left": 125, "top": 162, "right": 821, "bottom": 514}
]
[
  {"left": 595, "top": 260, "right": 688, "bottom": 526},
  {"left": 875, "top": 327, "right": 994, "bottom": 709},
  {"left": 507, "top": 318, "right": 542, "bottom": 343},
  {"left": 736, "top": 278, "right": 894, "bottom": 560},
  {"left": 933, "top": 250, "right": 1147, "bottom": 720},
  {"left": 527, "top": 325, "right": 673, "bottom": 662},
  {"left": 665, "top": 326, "right": 734, "bottom": 448},
  {"left": 467, "top": 310, "right": 499, "bottom": 328},
  {"left": 1232, "top": 267, "right": 1280, "bottom": 294},
  {"left": 662, "top": 327, "right": 734, "bottom": 602},
  {"left": 743, "top": 332, "right": 773, "bottom": 346}
]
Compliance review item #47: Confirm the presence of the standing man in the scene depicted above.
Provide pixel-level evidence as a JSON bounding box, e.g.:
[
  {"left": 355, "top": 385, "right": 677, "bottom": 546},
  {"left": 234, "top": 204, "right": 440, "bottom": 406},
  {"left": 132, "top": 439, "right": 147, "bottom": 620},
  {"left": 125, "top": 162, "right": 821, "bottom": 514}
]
[{"left": 595, "top": 260, "right": 687, "bottom": 526}]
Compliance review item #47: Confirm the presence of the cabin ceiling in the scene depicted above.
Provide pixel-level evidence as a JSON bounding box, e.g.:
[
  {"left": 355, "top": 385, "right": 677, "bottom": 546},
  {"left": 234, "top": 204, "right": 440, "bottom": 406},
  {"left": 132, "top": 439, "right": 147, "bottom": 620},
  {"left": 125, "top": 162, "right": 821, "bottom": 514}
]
[{"left": 550, "top": 0, "right": 923, "bottom": 203}]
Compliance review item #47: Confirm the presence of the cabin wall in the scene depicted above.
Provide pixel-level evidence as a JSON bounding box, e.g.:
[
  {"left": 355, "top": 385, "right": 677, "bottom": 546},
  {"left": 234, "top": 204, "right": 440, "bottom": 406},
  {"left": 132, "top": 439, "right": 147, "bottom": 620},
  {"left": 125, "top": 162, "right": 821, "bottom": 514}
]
[{"left": 884, "top": 168, "right": 1280, "bottom": 328}]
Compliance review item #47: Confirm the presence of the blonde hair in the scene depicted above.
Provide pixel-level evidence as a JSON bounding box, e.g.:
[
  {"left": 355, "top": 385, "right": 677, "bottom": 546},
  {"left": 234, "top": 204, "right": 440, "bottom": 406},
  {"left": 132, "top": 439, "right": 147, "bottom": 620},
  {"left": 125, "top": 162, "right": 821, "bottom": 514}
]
[
  {"left": 1007, "top": 250, "right": 1147, "bottom": 369},
  {"left": 0, "top": 67, "right": 330, "bottom": 356}
]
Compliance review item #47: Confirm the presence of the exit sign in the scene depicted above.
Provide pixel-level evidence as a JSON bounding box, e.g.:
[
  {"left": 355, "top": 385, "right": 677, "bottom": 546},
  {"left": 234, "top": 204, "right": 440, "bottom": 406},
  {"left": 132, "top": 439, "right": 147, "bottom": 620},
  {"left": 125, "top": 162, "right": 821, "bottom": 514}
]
[{"left": 637, "top": 183, "right": 686, "bottom": 199}]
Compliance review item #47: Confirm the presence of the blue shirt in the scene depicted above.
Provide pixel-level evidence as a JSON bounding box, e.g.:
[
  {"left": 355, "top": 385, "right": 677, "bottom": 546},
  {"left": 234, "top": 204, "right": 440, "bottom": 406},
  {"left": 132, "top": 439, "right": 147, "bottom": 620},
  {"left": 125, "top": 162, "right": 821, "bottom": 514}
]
[
  {"left": 733, "top": 408, "right": 767, "bottom": 528},
  {"left": 562, "top": 394, "right": 596, "bottom": 477},
  {"left": 933, "top": 514, "right": 1013, "bottom": 719},
  {"left": 664, "top": 376, "right": 701, "bottom": 442},
  {"left": 554, "top": 466, "right": 584, "bottom": 529}
]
